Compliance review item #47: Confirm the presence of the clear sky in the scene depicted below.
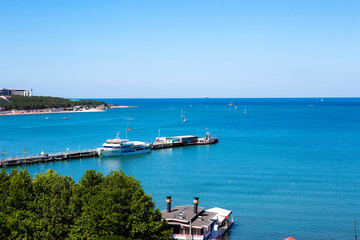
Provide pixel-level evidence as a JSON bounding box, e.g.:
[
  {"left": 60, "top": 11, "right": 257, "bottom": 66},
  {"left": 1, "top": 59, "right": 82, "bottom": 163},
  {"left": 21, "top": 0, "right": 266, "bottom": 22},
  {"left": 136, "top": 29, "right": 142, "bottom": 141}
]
[{"left": 0, "top": 0, "right": 359, "bottom": 98}]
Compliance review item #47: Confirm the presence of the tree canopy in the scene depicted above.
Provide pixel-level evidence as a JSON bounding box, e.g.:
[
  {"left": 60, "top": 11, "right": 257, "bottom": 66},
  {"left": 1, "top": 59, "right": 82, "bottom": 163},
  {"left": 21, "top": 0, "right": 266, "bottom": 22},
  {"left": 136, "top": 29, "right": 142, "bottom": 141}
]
[
  {"left": 0, "top": 169, "right": 171, "bottom": 240},
  {"left": 0, "top": 95, "right": 107, "bottom": 111}
]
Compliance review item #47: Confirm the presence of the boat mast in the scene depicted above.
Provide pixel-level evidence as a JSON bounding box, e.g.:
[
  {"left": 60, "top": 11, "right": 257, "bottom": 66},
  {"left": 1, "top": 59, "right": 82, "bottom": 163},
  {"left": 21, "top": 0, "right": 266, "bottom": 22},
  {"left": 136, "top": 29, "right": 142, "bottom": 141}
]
[
  {"left": 24, "top": 146, "right": 27, "bottom": 169},
  {"left": 2, "top": 146, "right": 5, "bottom": 168}
]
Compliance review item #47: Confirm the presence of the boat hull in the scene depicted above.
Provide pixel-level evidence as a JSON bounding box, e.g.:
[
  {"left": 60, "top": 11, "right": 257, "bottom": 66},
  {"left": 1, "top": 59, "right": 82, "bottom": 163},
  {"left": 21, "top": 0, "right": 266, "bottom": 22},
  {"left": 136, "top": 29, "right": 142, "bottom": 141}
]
[
  {"left": 197, "top": 138, "right": 218, "bottom": 145},
  {"left": 100, "top": 147, "right": 151, "bottom": 157}
]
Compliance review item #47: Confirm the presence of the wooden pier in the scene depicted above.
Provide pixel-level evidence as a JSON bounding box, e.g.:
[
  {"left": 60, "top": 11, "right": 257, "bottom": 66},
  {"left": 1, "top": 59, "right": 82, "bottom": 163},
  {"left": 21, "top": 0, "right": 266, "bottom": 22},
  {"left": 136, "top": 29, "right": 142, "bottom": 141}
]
[
  {"left": 1, "top": 133, "right": 218, "bottom": 167},
  {"left": 1, "top": 150, "right": 99, "bottom": 167}
]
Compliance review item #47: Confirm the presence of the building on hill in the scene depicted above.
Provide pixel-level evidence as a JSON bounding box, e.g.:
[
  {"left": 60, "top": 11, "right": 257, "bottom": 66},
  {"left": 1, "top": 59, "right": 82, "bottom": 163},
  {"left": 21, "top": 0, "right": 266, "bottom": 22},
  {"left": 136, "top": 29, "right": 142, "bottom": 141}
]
[
  {"left": 161, "top": 196, "right": 233, "bottom": 240},
  {"left": 0, "top": 88, "right": 32, "bottom": 97}
]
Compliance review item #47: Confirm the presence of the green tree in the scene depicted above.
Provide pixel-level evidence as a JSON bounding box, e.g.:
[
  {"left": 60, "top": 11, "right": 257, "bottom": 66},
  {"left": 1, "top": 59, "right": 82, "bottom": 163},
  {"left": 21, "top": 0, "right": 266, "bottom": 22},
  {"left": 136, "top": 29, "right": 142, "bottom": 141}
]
[
  {"left": 69, "top": 170, "right": 171, "bottom": 240},
  {"left": 32, "top": 169, "right": 75, "bottom": 239},
  {"left": 0, "top": 168, "right": 11, "bottom": 238},
  {"left": 0, "top": 169, "right": 171, "bottom": 240},
  {"left": 5, "top": 169, "right": 37, "bottom": 239}
]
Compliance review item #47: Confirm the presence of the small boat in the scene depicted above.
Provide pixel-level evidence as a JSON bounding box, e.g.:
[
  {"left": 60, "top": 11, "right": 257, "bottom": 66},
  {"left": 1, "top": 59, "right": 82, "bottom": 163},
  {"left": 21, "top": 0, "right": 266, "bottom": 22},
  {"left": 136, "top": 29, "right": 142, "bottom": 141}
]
[
  {"left": 197, "top": 129, "right": 218, "bottom": 145},
  {"left": 181, "top": 109, "right": 184, "bottom": 118},
  {"left": 45, "top": 117, "right": 50, "bottom": 119},
  {"left": 244, "top": 107, "right": 247, "bottom": 114},
  {"left": 98, "top": 132, "right": 151, "bottom": 157},
  {"left": 62, "top": 117, "right": 68, "bottom": 120},
  {"left": 125, "top": 117, "right": 133, "bottom": 131},
  {"left": 183, "top": 111, "right": 187, "bottom": 122}
]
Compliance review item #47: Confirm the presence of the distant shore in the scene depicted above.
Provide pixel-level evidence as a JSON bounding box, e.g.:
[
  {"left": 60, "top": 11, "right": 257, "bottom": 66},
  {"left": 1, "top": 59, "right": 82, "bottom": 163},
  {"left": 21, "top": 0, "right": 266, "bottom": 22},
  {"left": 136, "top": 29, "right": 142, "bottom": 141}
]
[
  {"left": 109, "top": 105, "right": 139, "bottom": 108},
  {"left": 0, "top": 105, "right": 139, "bottom": 116},
  {"left": 0, "top": 108, "right": 104, "bottom": 116}
]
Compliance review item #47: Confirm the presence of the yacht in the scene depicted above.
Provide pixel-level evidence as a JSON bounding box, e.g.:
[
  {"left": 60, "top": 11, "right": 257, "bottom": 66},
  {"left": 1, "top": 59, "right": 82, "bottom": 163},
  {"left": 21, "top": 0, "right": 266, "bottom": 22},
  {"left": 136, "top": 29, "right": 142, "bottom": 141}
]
[{"left": 98, "top": 132, "right": 151, "bottom": 157}]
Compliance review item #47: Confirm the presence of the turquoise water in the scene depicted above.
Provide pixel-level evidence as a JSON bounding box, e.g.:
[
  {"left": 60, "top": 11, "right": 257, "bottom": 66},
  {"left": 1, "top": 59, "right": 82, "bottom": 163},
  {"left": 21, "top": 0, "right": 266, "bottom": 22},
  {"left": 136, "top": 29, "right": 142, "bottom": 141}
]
[{"left": 1, "top": 98, "right": 360, "bottom": 239}]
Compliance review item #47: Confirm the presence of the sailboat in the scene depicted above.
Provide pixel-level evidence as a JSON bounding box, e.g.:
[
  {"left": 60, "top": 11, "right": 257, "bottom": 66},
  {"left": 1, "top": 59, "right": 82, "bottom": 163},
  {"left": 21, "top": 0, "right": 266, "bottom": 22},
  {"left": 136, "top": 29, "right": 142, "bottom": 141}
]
[
  {"left": 181, "top": 109, "right": 184, "bottom": 118},
  {"left": 125, "top": 118, "right": 133, "bottom": 131},
  {"left": 244, "top": 107, "right": 247, "bottom": 114},
  {"left": 183, "top": 111, "right": 187, "bottom": 122}
]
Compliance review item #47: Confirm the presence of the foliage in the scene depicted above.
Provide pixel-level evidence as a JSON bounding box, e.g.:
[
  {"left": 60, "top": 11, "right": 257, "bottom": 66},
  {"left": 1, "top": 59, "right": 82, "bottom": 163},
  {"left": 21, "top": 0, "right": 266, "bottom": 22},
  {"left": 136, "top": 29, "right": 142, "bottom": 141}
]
[
  {"left": 0, "top": 95, "right": 107, "bottom": 111},
  {"left": 0, "top": 168, "right": 171, "bottom": 240}
]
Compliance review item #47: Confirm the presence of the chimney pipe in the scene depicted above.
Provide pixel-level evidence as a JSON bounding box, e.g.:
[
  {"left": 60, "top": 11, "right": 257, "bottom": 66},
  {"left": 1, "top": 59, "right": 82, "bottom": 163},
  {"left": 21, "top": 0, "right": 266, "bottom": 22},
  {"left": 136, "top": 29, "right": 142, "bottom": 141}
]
[
  {"left": 193, "top": 197, "right": 199, "bottom": 213},
  {"left": 166, "top": 196, "right": 172, "bottom": 212}
]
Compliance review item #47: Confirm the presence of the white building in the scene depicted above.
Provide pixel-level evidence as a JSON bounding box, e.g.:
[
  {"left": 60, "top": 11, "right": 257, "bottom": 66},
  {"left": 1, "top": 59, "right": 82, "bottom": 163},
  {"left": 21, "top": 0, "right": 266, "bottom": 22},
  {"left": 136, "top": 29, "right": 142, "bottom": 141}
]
[{"left": 0, "top": 88, "right": 32, "bottom": 97}]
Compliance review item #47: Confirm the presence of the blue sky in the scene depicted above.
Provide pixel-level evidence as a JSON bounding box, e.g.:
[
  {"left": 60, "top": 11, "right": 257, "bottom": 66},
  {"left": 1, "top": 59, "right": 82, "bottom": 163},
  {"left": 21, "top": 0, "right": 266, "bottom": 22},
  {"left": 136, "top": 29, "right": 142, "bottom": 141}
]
[{"left": 0, "top": 0, "right": 359, "bottom": 98}]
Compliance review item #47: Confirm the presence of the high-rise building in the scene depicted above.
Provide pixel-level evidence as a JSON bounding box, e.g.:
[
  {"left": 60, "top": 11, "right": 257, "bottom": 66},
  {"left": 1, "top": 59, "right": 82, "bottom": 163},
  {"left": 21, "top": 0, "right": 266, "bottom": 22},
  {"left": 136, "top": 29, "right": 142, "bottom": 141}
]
[{"left": 0, "top": 88, "right": 32, "bottom": 96}]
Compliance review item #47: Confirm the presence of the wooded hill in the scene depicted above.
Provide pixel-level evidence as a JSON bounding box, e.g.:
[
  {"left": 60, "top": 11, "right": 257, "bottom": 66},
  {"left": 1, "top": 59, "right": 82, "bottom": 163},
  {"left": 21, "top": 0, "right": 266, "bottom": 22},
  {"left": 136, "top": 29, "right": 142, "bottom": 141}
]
[
  {"left": 0, "top": 95, "right": 107, "bottom": 111},
  {"left": 0, "top": 169, "right": 172, "bottom": 240}
]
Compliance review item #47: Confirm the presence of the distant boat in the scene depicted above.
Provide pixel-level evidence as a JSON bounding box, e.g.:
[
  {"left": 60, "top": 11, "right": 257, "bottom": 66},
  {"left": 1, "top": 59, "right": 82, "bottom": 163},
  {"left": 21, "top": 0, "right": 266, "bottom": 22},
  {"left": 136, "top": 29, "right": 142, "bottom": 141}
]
[
  {"left": 62, "top": 117, "right": 68, "bottom": 120},
  {"left": 235, "top": 105, "right": 237, "bottom": 110},
  {"left": 183, "top": 111, "right": 187, "bottom": 122},
  {"left": 125, "top": 117, "right": 133, "bottom": 131},
  {"left": 244, "top": 107, "right": 247, "bottom": 114},
  {"left": 197, "top": 129, "right": 218, "bottom": 145},
  {"left": 181, "top": 109, "right": 184, "bottom": 118},
  {"left": 45, "top": 117, "right": 50, "bottom": 119}
]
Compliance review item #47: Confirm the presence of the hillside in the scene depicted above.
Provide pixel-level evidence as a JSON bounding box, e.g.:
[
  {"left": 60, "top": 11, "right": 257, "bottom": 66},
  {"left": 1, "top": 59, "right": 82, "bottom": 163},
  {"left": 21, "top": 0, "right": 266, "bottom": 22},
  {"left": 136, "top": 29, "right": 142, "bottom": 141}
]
[{"left": 0, "top": 95, "right": 107, "bottom": 111}]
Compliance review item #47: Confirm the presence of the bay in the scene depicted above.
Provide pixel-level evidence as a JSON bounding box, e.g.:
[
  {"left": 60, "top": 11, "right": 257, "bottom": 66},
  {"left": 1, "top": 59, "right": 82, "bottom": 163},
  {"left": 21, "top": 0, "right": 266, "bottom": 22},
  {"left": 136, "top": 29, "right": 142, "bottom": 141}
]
[{"left": 1, "top": 98, "right": 359, "bottom": 239}]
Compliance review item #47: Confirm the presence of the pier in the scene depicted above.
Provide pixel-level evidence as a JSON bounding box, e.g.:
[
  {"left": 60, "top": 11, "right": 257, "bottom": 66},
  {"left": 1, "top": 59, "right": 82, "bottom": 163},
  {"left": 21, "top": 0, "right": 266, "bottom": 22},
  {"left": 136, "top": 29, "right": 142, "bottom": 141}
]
[
  {"left": 1, "top": 133, "right": 218, "bottom": 167},
  {"left": 151, "top": 134, "right": 218, "bottom": 150},
  {"left": 1, "top": 150, "right": 98, "bottom": 167}
]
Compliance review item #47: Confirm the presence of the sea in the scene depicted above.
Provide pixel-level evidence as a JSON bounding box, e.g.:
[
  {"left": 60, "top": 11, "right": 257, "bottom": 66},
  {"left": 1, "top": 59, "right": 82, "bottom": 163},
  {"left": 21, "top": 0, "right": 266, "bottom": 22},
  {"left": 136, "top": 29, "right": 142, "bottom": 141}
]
[{"left": 1, "top": 98, "right": 360, "bottom": 240}]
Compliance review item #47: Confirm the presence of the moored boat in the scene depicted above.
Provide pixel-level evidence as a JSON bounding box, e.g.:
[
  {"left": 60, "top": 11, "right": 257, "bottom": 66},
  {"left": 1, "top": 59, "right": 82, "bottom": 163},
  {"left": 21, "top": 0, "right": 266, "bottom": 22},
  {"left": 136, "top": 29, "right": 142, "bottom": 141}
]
[
  {"left": 98, "top": 132, "right": 151, "bottom": 157},
  {"left": 197, "top": 130, "right": 218, "bottom": 145}
]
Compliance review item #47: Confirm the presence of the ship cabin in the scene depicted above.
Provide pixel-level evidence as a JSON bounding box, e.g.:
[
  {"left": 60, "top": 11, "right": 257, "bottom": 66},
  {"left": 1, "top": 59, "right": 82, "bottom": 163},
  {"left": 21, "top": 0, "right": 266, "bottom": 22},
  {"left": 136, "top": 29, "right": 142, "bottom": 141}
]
[{"left": 161, "top": 197, "right": 233, "bottom": 240}]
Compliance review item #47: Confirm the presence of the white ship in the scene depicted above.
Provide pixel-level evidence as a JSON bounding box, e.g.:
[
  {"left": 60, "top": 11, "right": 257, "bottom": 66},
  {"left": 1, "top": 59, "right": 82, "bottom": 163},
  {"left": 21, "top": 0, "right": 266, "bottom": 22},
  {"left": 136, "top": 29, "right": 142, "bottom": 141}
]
[{"left": 98, "top": 132, "right": 151, "bottom": 157}]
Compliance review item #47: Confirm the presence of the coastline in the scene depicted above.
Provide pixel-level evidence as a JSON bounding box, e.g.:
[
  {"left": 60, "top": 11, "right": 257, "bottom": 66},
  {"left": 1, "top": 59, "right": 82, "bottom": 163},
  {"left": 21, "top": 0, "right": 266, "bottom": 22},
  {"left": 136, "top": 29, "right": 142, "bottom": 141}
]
[
  {"left": 0, "top": 108, "right": 105, "bottom": 116},
  {"left": 0, "top": 105, "right": 139, "bottom": 116}
]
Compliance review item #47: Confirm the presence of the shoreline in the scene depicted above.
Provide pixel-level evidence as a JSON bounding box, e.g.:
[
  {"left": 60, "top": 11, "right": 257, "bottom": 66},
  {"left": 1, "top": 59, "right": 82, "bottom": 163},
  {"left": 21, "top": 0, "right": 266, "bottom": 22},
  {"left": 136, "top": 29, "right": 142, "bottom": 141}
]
[
  {"left": 0, "top": 108, "right": 105, "bottom": 116},
  {"left": 0, "top": 105, "right": 139, "bottom": 116}
]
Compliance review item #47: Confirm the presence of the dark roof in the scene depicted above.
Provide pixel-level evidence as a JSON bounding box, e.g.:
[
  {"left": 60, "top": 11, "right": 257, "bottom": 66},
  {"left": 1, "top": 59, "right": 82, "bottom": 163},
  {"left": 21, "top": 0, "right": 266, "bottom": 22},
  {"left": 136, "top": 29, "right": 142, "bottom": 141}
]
[
  {"left": 161, "top": 205, "right": 204, "bottom": 224},
  {"left": 191, "top": 211, "right": 217, "bottom": 229}
]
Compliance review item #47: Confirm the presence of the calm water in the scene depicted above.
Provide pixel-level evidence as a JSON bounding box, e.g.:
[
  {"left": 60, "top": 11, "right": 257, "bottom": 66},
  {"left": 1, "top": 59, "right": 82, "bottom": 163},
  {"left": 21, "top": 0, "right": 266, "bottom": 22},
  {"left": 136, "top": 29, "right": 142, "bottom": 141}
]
[{"left": 1, "top": 98, "right": 360, "bottom": 240}]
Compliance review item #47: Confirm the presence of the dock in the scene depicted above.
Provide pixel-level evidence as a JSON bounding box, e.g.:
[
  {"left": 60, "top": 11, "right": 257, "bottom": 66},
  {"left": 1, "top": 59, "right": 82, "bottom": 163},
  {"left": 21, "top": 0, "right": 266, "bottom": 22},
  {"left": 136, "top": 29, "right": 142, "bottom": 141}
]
[
  {"left": 151, "top": 134, "right": 218, "bottom": 150},
  {"left": 0, "top": 150, "right": 98, "bottom": 167},
  {"left": 1, "top": 133, "right": 218, "bottom": 167}
]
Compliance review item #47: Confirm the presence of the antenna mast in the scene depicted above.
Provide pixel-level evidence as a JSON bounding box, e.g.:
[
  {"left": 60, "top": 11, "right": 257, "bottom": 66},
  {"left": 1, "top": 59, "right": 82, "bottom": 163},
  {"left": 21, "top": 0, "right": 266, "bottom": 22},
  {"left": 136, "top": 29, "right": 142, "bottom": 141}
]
[
  {"left": 2, "top": 146, "right": 5, "bottom": 168},
  {"left": 24, "top": 146, "right": 27, "bottom": 169}
]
